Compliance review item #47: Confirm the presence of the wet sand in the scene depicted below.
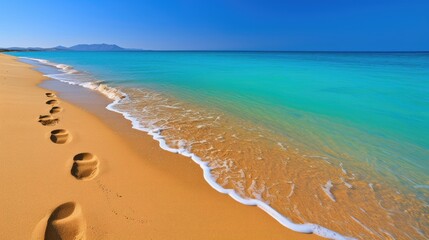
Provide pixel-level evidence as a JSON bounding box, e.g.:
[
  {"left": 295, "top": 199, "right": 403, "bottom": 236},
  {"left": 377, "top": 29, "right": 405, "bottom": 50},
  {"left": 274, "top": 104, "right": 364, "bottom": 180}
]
[{"left": 0, "top": 53, "right": 323, "bottom": 239}]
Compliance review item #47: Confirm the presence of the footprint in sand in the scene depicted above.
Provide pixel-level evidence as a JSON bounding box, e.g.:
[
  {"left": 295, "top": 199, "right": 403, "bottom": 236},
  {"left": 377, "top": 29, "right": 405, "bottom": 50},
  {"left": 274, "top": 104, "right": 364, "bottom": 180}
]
[
  {"left": 46, "top": 99, "right": 59, "bottom": 105},
  {"left": 71, "top": 153, "right": 100, "bottom": 180},
  {"left": 50, "top": 129, "right": 71, "bottom": 144},
  {"left": 42, "top": 202, "right": 87, "bottom": 240},
  {"left": 39, "top": 114, "right": 59, "bottom": 126},
  {"left": 50, "top": 106, "right": 63, "bottom": 114},
  {"left": 45, "top": 92, "right": 56, "bottom": 98}
]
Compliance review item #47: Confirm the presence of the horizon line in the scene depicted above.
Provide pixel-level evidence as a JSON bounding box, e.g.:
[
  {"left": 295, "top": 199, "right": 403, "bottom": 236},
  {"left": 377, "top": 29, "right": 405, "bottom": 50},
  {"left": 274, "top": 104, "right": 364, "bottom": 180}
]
[{"left": 1, "top": 48, "right": 428, "bottom": 53}]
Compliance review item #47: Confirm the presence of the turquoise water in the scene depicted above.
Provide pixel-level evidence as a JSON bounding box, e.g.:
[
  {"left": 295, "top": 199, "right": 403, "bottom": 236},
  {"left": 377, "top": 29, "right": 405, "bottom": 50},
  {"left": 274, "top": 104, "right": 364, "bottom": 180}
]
[
  {"left": 10, "top": 51, "right": 429, "bottom": 238},
  {"left": 12, "top": 51, "right": 429, "bottom": 182}
]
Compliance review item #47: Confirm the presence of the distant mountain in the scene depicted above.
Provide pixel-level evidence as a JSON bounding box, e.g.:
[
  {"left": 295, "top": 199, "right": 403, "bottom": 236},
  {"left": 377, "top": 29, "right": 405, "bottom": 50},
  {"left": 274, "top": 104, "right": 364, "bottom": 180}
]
[
  {"left": 4, "top": 47, "right": 46, "bottom": 51},
  {"left": 68, "top": 44, "right": 125, "bottom": 51},
  {"left": 54, "top": 45, "right": 69, "bottom": 50},
  {"left": 0, "top": 44, "right": 139, "bottom": 52}
]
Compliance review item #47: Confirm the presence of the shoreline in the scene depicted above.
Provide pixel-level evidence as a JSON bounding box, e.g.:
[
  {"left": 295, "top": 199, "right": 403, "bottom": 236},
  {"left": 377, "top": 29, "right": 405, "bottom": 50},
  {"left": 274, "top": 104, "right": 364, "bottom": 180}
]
[
  {"left": 23, "top": 55, "right": 352, "bottom": 239},
  {"left": 0, "top": 54, "right": 324, "bottom": 239},
  {"left": 5, "top": 52, "right": 428, "bottom": 240}
]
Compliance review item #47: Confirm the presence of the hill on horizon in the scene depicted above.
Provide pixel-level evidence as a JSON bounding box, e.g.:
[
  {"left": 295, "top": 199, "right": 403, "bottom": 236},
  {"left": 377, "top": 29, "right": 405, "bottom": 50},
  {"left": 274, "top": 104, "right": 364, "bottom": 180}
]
[{"left": 0, "top": 44, "right": 139, "bottom": 52}]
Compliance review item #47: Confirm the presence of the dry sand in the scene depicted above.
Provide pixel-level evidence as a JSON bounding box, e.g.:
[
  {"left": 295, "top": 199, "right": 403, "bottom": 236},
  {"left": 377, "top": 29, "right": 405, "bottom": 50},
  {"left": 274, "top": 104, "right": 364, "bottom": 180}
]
[{"left": 0, "top": 53, "right": 322, "bottom": 239}]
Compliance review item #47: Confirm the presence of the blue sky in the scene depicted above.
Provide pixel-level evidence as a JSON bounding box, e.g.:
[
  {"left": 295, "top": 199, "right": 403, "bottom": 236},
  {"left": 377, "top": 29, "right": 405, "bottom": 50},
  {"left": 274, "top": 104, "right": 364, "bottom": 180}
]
[{"left": 0, "top": 0, "right": 428, "bottom": 50}]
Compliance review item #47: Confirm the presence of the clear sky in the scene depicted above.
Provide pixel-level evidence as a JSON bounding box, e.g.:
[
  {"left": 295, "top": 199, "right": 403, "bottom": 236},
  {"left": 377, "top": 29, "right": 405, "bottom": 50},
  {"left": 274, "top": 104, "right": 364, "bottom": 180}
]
[{"left": 0, "top": 0, "right": 428, "bottom": 51}]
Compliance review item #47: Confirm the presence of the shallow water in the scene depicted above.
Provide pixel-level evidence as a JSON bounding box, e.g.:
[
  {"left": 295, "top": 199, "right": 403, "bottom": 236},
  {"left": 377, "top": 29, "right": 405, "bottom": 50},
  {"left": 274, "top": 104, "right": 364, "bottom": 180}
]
[{"left": 11, "top": 51, "right": 429, "bottom": 239}]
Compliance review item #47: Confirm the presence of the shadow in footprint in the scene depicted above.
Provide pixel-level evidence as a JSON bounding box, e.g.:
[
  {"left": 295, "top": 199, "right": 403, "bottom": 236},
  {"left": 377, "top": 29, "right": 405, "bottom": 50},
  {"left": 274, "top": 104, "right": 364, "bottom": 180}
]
[
  {"left": 46, "top": 92, "right": 56, "bottom": 98},
  {"left": 50, "top": 129, "right": 70, "bottom": 144},
  {"left": 44, "top": 202, "right": 87, "bottom": 240},
  {"left": 71, "top": 153, "right": 100, "bottom": 180},
  {"left": 50, "top": 106, "right": 63, "bottom": 114},
  {"left": 39, "top": 115, "right": 59, "bottom": 126},
  {"left": 46, "top": 100, "right": 59, "bottom": 105}
]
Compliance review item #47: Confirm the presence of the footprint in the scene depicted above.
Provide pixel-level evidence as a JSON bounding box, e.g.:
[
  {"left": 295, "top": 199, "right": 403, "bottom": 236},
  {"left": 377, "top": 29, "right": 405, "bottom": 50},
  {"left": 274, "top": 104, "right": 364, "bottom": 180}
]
[
  {"left": 50, "top": 106, "right": 63, "bottom": 114},
  {"left": 71, "top": 153, "right": 100, "bottom": 180},
  {"left": 44, "top": 202, "right": 87, "bottom": 240},
  {"left": 39, "top": 115, "right": 59, "bottom": 126},
  {"left": 46, "top": 100, "right": 59, "bottom": 105},
  {"left": 50, "top": 129, "right": 70, "bottom": 144},
  {"left": 46, "top": 92, "right": 56, "bottom": 98}
]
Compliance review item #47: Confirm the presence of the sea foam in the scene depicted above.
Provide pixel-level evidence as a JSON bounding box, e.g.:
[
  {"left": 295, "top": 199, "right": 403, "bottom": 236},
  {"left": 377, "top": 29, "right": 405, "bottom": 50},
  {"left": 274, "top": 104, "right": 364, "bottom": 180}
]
[{"left": 20, "top": 57, "right": 355, "bottom": 240}]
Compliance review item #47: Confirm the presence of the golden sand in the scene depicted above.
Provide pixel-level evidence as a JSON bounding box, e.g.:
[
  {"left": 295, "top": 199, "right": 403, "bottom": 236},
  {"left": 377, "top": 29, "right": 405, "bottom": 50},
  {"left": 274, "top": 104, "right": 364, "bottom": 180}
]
[{"left": 0, "top": 53, "right": 323, "bottom": 239}]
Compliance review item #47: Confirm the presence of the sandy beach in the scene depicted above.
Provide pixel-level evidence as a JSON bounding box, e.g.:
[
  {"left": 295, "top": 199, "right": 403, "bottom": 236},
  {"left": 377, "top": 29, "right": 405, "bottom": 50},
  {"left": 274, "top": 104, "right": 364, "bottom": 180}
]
[{"left": 0, "top": 53, "right": 322, "bottom": 239}]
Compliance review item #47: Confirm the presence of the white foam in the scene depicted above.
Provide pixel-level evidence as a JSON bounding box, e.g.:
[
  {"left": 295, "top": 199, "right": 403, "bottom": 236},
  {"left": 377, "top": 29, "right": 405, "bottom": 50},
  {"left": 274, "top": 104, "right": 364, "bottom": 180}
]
[
  {"left": 380, "top": 229, "right": 397, "bottom": 240},
  {"left": 341, "top": 177, "right": 353, "bottom": 189},
  {"left": 80, "top": 82, "right": 125, "bottom": 101},
  {"left": 322, "top": 180, "right": 336, "bottom": 202},
  {"left": 277, "top": 142, "right": 288, "bottom": 150},
  {"left": 287, "top": 183, "right": 295, "bottom": 198},
  {"left": 351, "top": 216, "right": 381, "bottom": 238},
  {"left": 21, "top": 57, "right": 77, "bottom": 74},
  {"left": 20, "top": 57, "right": 126, "bottom": 101},
  {"left": 22, "top": 56, "right": 355, "bottom": 240},
  {"left": 340, "top": 162, "right": 348, "bottom": 175}
]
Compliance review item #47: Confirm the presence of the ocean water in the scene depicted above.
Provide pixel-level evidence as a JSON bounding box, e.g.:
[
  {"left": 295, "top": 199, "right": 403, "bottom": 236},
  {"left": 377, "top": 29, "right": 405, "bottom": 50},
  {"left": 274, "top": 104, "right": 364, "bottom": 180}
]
[{"left": 10, "top": 51, "right": 429, "bottom": 239}]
